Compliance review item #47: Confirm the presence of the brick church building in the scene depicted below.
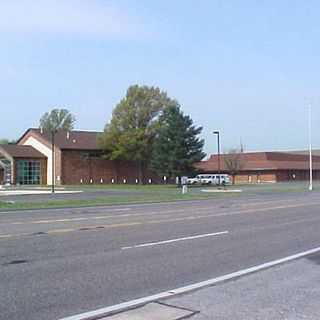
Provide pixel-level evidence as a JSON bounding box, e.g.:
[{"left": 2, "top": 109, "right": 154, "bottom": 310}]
[
  {"left": 0, "top": 128, "right": 157, "bottom": 185},
  {"left": 1, "top": 128, "right": 320, "bottom": 186},
  {"left": 197, "top": 151, "right": 320, "bottom": 184}
]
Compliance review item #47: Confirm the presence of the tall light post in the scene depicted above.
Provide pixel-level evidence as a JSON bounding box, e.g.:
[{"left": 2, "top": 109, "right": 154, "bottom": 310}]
[
  {"left": 51, "top": 129, "right": 57, "bottom": 194},
  {"left": 213, "top": 131, "right": 221, "bottom": 185},
  {"left": 308, "top": 104, "right": 313, "bottom": 191}
]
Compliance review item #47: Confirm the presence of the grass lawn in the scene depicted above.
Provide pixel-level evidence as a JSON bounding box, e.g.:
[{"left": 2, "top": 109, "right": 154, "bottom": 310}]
[
  {"left": 0, "top": 182, "right": 317, "bottom": 211},
  {"left": 0, "top": 185, "right": 237, "bottom": 211}
]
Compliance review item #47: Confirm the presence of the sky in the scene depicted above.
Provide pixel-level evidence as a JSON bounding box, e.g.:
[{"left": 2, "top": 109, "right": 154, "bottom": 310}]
[{"left": 1, "top": 0, "right": 320, "bottom": 156}]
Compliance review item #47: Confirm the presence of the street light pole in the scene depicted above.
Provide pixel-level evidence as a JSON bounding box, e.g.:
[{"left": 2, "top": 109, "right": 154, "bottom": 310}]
[
  {"left": 213, "top": 131, "right": 221, "bottom": 185},
  {"left": 308, "top": 104, "right": 313, "bottom": 191},
  {"left": 51, "top": 130, "right": 56, "bottom": 194}
]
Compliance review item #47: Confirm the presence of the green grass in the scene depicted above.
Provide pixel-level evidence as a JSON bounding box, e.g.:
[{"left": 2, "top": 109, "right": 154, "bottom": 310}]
[
  {"left": 0, "top": 190, "right": 236, "bottom": 211},
  {"left": 238, "top": 182, "right": 318, "bottom": 193},
  {"left": 0, "top": 182, "right": 317, "bottom": 211},
  {"left": 65, "top": 184, "right": 180, "bottom": 192}
]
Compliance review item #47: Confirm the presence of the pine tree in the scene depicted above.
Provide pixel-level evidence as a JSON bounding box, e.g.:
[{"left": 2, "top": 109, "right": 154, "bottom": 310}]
[{"left": 151, "top": 105, "right": 205, "bottom": 178}]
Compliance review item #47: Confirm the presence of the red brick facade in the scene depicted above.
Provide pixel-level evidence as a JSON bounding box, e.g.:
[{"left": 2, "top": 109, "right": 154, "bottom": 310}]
[
  {"left": 60, "top": 150, "right": 161, "bottom": 185},
  {"left": 0, "top": 168, "right": 3, "bottom": 184},
  {"left": 14, "top": 129, "right": 165, "bottom": 185},
  {"left": 197, "top": 151, "right": 320, "bottom": 184},
  {"left": 13, "top": 128, "right": 320, "bottom": 186}
]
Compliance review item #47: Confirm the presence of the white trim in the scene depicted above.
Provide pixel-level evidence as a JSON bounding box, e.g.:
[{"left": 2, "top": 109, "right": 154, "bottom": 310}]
[{"left": 22, "top": 136, "right": 52, "bottom": 185}]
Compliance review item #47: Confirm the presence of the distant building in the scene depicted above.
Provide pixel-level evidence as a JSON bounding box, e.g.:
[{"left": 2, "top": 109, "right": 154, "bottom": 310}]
[
  {"left": 1, "top": 128, "right": 319, "bottom": 185},
  {"left": 197, "top": 151, "right": 320, "bottom": 183},
  {"left": 0, "top": 128, "right": 157, "bottom": 185}
]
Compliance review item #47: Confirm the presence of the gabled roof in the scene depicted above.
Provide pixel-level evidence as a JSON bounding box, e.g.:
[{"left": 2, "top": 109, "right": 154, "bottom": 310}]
[
  {"left": 18, "top": 128, "right": 102, "bottom": 150},
  {"left": 0, "top": 145, "right": 46, "bottom": 159}
]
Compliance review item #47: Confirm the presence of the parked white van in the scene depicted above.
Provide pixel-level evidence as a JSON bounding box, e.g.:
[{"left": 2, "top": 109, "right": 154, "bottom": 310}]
[
  {"left": 198, "top": 174, "right": 230, "bottom": 185},
  {"left": 187, "top": 174, "right": 230, "bottom": 185}
]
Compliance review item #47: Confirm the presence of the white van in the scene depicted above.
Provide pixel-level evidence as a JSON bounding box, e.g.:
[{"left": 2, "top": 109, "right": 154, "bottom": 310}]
[{"left": 198, "top": 174, "right": 230, "bottom": 185}]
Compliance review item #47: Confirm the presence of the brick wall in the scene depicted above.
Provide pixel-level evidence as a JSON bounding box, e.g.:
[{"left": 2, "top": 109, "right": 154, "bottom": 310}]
[
  {"left": 41, "top": 159, "right": 47, "bottom": 185},
  {"left": 55, "top": 148, "right": 62, "bottom": 185},
  {"left": 231, "top": 169, "right": 320, "bottom": 184},
  {"left": 0, "top": 168, "right": 3, "bottom": 184},
  {"left": 234, "top": 171, "right": 277, "bottom": 184},
  {"left": 61, "top": 150, "right": 161, "bottom": 185},
  {"left": 259, "top": 172, "right": 277, "bottom": 183}
]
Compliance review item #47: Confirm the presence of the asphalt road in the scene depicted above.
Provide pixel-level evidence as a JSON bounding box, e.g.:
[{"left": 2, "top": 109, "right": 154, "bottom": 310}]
[{"left": 1, "top": 191, "right": 320, "bottom": 320}]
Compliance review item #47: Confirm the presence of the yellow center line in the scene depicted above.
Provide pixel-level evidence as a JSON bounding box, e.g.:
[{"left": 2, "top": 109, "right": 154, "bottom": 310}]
[
  {"left": 5, "top": 198, "right": 319, "bottom": 226},
  {"left": 46, "top": 201, "right": 320, "bottom": 233},
  {"left": 1, "top": 201, "right": 319, "bottom": 240}
]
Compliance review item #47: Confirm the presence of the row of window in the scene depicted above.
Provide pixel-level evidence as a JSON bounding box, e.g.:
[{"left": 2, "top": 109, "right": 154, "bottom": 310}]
[{"left": 16, "top": 160, "right": 41, "bottom": 185}]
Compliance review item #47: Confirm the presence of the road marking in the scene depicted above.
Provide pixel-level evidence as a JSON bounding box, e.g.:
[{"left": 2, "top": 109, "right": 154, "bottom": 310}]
[
  {"left": 121, "top": 231, "right": 229, "bottom": 250},
  {"left": 47, "top": 228, "right": 76, "bottom": 234},
  {"left": 1, "top": 208, "right": 133, "bottom": 225},
  {"left": 1, "top": 201, "right": 320, "bottom": 240},
  {"left": 60, "top": 246, "right": 320, "bottom": 320},
  {"left": 3, "top": 200, "right": 320, "bottom": 226},
  {"left": 0, "top": 233, "right": 29, "bottom": 239},
  {"left": 0, "top": 234, "right": 13, "bottom": 239}
]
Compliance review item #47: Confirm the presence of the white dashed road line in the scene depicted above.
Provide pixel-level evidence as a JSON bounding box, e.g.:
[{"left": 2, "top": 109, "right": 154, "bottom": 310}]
[{"left": 121, "top": 231, "right": 229, "bottom": 250}]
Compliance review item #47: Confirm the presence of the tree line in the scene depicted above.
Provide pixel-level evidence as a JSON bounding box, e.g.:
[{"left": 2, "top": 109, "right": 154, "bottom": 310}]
[
  {"left": 1, "top": 84, "right": 247, "bottom": 184},
  {"left": 38, "top": 85, "right": 206, "bottom": 182}
]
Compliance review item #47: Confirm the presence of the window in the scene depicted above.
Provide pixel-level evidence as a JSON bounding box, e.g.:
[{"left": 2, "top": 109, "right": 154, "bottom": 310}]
[{"left": 16, "top": 160, "right": 41, "bottom": 185}]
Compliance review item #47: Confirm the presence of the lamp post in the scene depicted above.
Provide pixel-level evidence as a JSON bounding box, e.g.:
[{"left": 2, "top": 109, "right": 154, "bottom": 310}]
[
  {"left": 213, "top": 131, "right": 221, "bottom": 186},
  {"left": 308, "top": 105, "right": 313, "bottom": 191},
  {"left": 51, "top": 129, "right": 57, "bottom": 194}
]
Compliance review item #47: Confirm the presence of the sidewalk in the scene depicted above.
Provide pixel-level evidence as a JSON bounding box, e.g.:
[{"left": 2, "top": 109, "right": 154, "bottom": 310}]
[{"left": 104, "top": 254, "right": 320, "bottom": 320}]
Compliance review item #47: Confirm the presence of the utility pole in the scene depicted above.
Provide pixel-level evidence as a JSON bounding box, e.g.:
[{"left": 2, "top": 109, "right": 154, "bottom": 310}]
[
  {"left": 308, "top": 104, "right": 313, "bottom": 191},
  {"left": 51, "top": 130, "right": 56, "bottom": 194},
  {"left": 213, "top": 131, "right": 221, "bottom": 185}
]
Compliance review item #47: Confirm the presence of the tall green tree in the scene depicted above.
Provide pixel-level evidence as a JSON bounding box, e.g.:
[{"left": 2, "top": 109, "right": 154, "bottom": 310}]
[
  {"left": 151, "top": 105, "right": 206, "bottom": 179},
  {"left": 98, "top": 85, "right": 177, "bottom": 183},
  {"left": 39, "top": 108, "right": 76, "bottom": 132}
]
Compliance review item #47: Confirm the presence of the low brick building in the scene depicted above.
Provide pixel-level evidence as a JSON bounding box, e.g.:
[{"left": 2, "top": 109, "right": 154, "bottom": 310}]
[
  {"left": 197, "top": 151, "right": 320, "bottom": 184},
  {"left": 2, "top": 128, "right": 319, "bottom": 186},
  {"left": 0, "top": 128, "right": 158, "bottom": 185}
]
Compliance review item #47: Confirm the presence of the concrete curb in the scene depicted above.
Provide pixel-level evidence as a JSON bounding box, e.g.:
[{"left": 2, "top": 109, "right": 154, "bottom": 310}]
[{"left": 59, "top": 246, "right": 320, "bottom": 320}]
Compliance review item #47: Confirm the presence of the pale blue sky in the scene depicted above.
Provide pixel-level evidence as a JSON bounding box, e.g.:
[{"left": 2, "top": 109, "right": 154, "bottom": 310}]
[{"left": 1, "top": 0, "right": 320, "bottom": 156}]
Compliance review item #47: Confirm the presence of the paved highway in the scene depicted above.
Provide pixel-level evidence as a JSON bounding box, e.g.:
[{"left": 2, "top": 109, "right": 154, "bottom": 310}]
[{"left": 1, "top": 191, "right": 320, "bottom": 320}]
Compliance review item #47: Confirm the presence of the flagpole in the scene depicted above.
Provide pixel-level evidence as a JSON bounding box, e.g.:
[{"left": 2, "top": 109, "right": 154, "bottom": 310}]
[{"left": 308, "top": 104, "right": 313, "bottom": 191}]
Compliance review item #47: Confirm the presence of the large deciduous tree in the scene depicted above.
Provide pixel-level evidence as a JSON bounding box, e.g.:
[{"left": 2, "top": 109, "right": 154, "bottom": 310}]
[
  {"left": 150, "top": 105, "right": 206, "bottom": 179},
  {"left": 98, "top": 85, "right": 177, "bottom": 183},
  {"left": 39, "top": 108, "right": 76, "bottom": 132}
]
